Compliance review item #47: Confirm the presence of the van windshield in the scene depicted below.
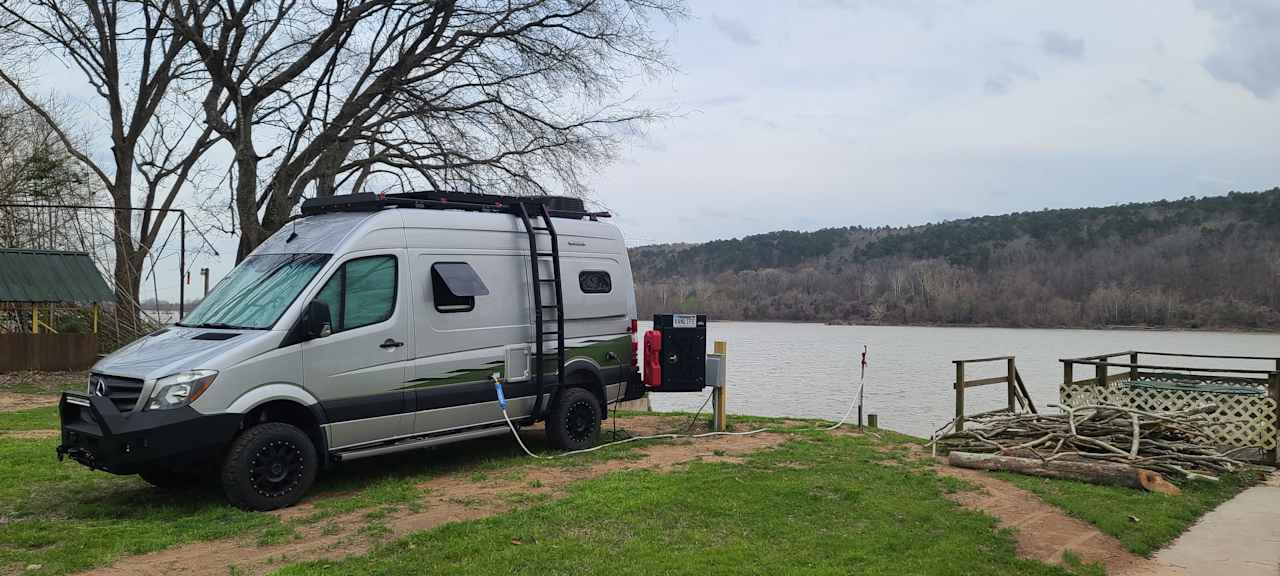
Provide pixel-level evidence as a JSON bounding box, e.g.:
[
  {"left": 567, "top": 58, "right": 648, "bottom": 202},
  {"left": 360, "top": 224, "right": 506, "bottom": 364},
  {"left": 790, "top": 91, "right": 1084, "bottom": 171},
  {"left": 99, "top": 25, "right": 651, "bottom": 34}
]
[{"left": 179, "top": 253, "right": 331, "bottom": 330}]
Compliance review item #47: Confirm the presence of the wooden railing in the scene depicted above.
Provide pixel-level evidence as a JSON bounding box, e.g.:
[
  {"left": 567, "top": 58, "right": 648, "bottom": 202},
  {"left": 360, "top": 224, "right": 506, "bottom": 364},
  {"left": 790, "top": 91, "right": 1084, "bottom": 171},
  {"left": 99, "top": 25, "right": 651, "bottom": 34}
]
[
  {"left": 953, "top": 356, "right": 1036, "bottom": 432},
  {"left": 1061, "top": 351, "right": 1280, "bottom": 388}
]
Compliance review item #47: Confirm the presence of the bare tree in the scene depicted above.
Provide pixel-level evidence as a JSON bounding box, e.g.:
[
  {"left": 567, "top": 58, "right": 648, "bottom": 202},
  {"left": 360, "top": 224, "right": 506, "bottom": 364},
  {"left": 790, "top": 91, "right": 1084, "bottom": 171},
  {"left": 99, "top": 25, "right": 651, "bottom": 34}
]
[
  {"left": 0, "top": 0, "right": 219, "bottom": 318},
  {"left": 0, "top": 86, "right": 97, "bottom": 247},
  {"left": 163, "top": 0, "right": 680, "bottom": 259}
]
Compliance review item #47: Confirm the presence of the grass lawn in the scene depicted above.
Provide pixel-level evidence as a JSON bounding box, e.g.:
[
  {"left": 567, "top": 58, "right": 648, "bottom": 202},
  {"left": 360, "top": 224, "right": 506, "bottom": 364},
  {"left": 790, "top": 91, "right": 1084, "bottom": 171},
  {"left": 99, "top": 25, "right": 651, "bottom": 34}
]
[
  {"left": 0, "top": 405, "right": 1253, "bottom": 576},
  {"left": 0, "top": 406, "right": 59, "bottom": 431},
  {"left": 0, "top": 417, "right": 667, "bottom": 575},
  {"left": 275, "top": 431, "right": 1085, "bottom": 576},
  {"left": 998, "top": 470, "right": 1265, "bottom": 556}
]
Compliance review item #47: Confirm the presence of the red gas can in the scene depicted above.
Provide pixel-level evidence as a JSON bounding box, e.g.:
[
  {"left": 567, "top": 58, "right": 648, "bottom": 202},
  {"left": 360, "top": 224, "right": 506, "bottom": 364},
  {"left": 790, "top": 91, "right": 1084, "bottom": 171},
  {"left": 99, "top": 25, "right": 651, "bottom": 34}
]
[{"left": 642, "top": 330, "right": 662, "bottom": 388}]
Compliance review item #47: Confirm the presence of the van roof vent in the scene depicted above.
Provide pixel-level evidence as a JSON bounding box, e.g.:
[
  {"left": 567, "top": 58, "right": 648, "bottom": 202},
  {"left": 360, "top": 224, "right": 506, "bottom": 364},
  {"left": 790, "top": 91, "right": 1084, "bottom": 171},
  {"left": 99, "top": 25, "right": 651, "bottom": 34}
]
[{"left": 300, "top": 191, "right": 608, "bottom": 220}]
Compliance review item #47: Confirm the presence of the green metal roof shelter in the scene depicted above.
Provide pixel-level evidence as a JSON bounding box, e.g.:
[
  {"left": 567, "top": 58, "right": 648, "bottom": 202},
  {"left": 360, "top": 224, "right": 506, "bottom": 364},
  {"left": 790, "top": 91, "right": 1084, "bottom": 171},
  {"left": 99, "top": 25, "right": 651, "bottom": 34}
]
[{"left": 0, "top": 249, "right": 115, "bottom": 304}]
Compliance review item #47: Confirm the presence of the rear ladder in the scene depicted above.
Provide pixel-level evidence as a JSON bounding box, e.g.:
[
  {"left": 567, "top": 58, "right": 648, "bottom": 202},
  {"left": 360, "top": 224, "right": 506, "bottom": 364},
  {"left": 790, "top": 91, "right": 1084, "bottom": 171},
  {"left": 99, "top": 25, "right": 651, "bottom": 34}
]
[{"left": 517, "top": 203, "right": 566, "bottom": 421}]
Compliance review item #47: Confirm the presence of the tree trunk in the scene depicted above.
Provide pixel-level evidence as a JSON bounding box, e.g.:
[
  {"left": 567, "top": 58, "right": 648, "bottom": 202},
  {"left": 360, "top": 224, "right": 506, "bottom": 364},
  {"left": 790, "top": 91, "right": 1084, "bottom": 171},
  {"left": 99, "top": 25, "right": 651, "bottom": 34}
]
[{"left": 947, "top": 451, "right": 1181, "bottom": 495}]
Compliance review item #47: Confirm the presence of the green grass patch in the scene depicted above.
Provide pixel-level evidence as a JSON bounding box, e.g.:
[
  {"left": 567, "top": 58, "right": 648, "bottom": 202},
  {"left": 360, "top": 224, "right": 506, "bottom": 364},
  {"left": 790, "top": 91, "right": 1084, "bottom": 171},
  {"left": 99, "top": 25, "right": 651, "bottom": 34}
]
[
  {"left": 276, "top": 433, "right": 1079, "bottom": 576},
  {"left": 0, "top": 415, "right": 690, "bottom": 575},
  {"left": 0, "top": 437, "right": 275, "bottom": 575},
  {"left": 998, "top": 470, "right": 1264, "bottom": 556},
  {"left": 0, "top": 406, "right": 58, "bottom": 431}
]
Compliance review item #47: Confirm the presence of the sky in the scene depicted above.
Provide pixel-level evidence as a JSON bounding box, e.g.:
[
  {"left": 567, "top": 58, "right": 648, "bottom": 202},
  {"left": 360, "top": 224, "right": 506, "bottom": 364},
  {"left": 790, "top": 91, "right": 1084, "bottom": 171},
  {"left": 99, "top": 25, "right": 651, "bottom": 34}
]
[
  {"left": 21, "top": 0, "right": 1280, "bottom": 302},
  {"left": 592, "top": 0, "right": 1280, "bottom": 246}
]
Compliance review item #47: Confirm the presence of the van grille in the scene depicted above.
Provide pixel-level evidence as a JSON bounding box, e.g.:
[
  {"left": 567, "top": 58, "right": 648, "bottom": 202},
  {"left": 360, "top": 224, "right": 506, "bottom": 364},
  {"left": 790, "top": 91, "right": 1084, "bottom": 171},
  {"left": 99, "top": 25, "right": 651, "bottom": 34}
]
[{"left": 90, "top": 373, "right": 145, "bottom": 413}]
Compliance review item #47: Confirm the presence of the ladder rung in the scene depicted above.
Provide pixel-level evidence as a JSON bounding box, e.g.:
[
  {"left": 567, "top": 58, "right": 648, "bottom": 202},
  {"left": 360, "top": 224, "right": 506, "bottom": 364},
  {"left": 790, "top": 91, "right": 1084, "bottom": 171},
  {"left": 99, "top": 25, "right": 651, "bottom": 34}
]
[
  {"left": 541, "top": 304, "right": 559, "bottom": 309},
  {"left": 531, "top": 227, "right": 551, "bottom": 231},
  {"left": 536, "top": 251, "right": 555, "bottom": 256},
  {"left": 538, "top": 278, "right": 557, "bottom": 283},
  {"left": 541, "top": 331, "right": 559, "bottom": 336}
]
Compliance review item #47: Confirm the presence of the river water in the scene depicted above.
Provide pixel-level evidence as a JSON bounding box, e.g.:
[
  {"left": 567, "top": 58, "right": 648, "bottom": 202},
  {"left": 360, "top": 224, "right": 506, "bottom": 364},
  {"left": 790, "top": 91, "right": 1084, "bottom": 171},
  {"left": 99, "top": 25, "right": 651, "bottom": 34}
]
[{"left": 641, "top": 322, "right": 1280, "bottom": 438}]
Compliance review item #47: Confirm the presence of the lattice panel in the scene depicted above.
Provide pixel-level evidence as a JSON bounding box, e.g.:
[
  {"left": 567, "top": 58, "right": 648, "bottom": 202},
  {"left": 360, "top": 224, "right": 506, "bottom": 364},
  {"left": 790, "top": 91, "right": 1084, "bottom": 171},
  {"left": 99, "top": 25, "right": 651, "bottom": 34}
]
[{"left": 1060, "top": 383, "right": 1278, "bottom": 451}]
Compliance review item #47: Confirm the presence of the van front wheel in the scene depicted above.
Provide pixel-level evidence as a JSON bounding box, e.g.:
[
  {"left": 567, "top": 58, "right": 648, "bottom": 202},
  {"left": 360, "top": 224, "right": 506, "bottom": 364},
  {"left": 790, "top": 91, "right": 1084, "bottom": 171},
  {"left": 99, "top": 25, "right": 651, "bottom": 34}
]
[
  {"left": 546, "top": 387, "right": 601, "bottom": 451},
  {"left": 220, "top": 422, "right": 318, "bottom": 511}
]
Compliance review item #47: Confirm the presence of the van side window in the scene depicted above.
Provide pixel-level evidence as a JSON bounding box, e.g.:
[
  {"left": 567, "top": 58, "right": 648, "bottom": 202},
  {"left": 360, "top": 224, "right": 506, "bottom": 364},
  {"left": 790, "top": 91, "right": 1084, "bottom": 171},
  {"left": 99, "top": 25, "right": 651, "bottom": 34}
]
[
  {"left": 432, "top": 262, "right": 489, "bottom": 313},
  {"left": 579, "top": 270, "right": 612, "bottom": 294},
  {"left": 314, "top": 255, "right": 397, "bottom": 332}
]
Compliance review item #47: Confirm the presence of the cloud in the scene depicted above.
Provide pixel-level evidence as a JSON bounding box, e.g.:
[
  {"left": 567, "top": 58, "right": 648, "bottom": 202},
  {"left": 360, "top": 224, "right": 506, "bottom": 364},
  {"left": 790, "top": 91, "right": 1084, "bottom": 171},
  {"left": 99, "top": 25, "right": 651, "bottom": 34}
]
[
  {"left": 983, "top": 63, "right": 1038, "bottom": 95},
  {"left": 1140, "top": 78, "right": 1166, "bottom": 97},
  {"left": 1040, "top": 30, "right": 1085, "bottom": 60},
  {"left": 710, "top": 14, "right": 759, "bottom": 47},
  {"left": 1196, "top": 0, "right": 1280, "bottom": 98}
]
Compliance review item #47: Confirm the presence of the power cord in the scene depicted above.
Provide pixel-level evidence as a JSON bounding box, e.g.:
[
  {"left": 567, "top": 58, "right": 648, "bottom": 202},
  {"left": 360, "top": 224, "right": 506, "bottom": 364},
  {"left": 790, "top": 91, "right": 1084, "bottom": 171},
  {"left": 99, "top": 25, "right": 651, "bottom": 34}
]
[{"left": 493, "top": 375, "right": 768, "bottom": 460}]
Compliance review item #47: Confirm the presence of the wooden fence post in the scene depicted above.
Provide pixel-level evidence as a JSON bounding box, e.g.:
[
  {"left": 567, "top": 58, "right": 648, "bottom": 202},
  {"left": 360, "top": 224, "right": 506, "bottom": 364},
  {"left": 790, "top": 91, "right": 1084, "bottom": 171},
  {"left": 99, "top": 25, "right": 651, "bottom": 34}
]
[
  {"left": 955, "top": 361, "right": 966, "bottom": 432},
  {"left": 1129, "top": 352, "right": 1139, "bottom": 381},
  {"left": 1096, "top": 362, "right": 1107, "bottom": 387},
  {"left": 1007, "top": 357, "right": 1017, "bottom": 412},
  {"left": 713, "top": 340, "right": 727, "bottom": 432},
  {"left": 1270, "top": 372, "right": 1280, "bottom": 465}
]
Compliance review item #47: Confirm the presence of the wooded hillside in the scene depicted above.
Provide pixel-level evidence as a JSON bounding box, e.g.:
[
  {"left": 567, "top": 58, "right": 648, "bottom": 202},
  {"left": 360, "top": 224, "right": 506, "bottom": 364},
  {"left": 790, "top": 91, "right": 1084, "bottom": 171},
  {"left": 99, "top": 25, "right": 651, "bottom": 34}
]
[{"left": 630, "top": 189, "right": 1280, "bottom": 329}]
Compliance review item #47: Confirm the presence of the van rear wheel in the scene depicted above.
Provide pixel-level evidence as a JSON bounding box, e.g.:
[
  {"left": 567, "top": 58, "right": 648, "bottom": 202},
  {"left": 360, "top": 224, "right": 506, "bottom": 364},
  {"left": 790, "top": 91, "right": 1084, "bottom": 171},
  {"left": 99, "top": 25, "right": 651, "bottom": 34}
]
[
  {"left": 220, "top": 422, "right": 318, "bottom": 511},
  {"left": 546, "top": 387, "right": 601, "bottom": 451}
]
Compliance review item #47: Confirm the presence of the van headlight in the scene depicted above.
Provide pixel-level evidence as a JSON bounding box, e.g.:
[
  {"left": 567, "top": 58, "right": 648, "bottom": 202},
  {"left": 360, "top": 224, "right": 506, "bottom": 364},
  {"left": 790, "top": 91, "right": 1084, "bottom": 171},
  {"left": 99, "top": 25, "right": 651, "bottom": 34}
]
[{"left": 146, "top": 370, "right": 218, "bottom": 410}]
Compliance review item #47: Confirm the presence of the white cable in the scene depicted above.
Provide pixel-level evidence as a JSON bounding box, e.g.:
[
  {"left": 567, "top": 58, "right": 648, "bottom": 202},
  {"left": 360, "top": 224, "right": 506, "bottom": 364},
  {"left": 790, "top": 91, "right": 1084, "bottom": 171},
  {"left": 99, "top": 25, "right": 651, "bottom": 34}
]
[{"left": 496, "top": 381, "right": 769, "bottom": 460}]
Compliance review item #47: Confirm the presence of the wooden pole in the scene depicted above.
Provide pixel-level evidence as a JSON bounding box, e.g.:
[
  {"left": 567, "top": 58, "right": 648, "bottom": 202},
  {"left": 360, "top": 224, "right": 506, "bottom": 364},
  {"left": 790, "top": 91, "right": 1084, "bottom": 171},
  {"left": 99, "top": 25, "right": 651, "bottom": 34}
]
[
  {"left": 1270, "top": 372, "right": 1280, "bottom": 465},
  {"left": 1006, "top": 357, "right": 1017, "bottom": 412},
  {"left": 955, "top": 361, "right": 966, "bottom": 432},
  {"left": 31, "top": 306, "right": 38, "bottom": 335},
  {"left": 1129, "top": 352, "right": 1139, "bottom": 381},
  {"left": 1096, "top": 362, "right": 1107, "bottom": 387},
  {"left": 1063, "top": 360, "right": 1073, "bottom": 388},
  {"left": 713, "top": 340, "right": 727, "bottom": 432}
]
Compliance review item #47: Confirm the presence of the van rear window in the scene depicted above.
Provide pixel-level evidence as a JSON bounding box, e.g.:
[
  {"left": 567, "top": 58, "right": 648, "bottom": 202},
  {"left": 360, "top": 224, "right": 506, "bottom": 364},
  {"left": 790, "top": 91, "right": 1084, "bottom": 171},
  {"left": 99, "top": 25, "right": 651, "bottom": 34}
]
[{"left": 579, "top": 270, "right": 612, "bottom": 294}]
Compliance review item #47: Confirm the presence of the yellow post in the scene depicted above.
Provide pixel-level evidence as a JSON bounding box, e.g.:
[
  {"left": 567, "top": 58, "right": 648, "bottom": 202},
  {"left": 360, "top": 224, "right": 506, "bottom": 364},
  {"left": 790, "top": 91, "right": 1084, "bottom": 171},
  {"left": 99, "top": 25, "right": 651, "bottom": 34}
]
[
  {"left": 92, "top": 303, "right": 100, "bottom": 334},
  {"left": 713, "top": 340, "right": 727, "bottom": 431},
  {"left": 31, "top": 306, "right": 38, "bottom": 335}
]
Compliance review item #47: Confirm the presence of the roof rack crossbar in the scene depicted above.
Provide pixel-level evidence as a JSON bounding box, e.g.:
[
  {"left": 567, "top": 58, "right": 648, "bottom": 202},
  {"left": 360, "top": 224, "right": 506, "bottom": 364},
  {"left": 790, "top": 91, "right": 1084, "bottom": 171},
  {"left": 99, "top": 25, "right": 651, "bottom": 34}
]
[{"left": 300, "top": 192, "right": 609, "bottom": 220}]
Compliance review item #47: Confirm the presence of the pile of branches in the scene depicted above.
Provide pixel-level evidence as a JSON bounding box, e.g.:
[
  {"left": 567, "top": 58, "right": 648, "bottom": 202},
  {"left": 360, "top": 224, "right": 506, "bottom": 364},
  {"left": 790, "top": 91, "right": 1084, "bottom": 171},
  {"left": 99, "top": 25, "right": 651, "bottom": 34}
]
[{"left": 932, "top": 404, "right": 1254, "bottom": 481}]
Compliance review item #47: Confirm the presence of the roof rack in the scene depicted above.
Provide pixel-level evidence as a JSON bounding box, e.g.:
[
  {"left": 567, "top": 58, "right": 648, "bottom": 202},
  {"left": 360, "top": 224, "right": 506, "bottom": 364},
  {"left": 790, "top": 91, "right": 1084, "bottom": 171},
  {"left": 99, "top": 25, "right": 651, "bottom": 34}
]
[{"left": 300, "top": 191, "right": 608, "bottom": 219}]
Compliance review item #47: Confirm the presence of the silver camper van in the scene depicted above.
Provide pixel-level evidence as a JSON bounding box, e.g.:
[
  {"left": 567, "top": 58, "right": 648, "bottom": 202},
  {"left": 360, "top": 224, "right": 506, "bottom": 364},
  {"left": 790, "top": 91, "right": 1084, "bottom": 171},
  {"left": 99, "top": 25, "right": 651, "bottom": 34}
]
[{"left": 57, "top": 192, "right": 645, "bottom": 510}]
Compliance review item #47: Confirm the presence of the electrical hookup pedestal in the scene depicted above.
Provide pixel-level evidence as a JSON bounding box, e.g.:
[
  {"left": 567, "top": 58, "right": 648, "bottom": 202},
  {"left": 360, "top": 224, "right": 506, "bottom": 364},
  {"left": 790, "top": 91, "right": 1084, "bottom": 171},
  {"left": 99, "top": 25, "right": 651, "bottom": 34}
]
[{"left": 643, "top": 314, "right": 729, "bottom": 431}]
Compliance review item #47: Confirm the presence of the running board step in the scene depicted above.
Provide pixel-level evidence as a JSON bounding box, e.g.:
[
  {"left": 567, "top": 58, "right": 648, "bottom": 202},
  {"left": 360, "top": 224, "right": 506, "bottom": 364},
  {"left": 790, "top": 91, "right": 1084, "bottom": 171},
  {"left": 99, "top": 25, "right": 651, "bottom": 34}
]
[{"left": 332, "top": 425, "right": 510, "bottom": 462}]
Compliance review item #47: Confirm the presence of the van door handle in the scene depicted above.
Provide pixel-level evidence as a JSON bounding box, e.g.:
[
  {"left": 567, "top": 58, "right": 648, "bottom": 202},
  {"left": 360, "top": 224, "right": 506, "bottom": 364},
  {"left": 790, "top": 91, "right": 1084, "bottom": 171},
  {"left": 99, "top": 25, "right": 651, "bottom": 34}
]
[{"left": 379, "top": 339, "right": 404, "bottom": 349}]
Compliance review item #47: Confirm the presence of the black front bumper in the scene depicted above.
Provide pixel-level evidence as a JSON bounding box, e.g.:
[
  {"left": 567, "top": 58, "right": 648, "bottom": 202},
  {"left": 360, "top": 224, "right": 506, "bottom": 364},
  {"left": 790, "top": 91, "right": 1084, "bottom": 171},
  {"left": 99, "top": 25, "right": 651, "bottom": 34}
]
[{"left": 57, "top": 392, "right": 241, "bottom": 475}]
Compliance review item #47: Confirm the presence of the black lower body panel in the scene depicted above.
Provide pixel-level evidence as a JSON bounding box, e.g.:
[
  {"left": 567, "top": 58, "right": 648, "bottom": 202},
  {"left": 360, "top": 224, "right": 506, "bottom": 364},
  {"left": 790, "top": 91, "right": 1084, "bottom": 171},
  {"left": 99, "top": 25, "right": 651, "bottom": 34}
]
[
  {"left": 57, "top": 393, "right": 241, "bottom": 475},
  {"left": 621, "top": 369, "right": 646, "bottom": 402}
]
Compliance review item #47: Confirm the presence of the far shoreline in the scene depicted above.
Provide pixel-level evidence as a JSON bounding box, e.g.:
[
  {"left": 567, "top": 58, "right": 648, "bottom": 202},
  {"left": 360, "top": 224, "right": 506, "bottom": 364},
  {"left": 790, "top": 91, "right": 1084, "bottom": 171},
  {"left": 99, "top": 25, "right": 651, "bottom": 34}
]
[{"left": 637, "top": 317, "right": 1280, "bottom": 336}]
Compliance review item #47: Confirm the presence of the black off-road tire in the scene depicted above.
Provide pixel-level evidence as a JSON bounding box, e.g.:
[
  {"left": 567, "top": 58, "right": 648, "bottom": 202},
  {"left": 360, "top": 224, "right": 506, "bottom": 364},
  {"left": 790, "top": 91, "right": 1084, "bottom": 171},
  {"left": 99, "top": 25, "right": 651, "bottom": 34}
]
[
  {"left": 138, "top": 465, "right": 203, "bottom": 490},
  {"left": 220, "top": 422, "right": 318, "bottom": 511},
  {"left": 546, "top": 387, "right": 602, "bottom": 451}
]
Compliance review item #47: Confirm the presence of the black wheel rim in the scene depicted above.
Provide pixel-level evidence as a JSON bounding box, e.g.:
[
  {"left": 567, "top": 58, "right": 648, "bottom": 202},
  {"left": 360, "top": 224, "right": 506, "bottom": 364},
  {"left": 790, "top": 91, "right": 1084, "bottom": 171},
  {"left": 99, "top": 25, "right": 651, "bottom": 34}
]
[
  {"left": 250, "top": 439, "right": 304, "bottom": 498},
  {"left": 565, "top": 400, "right": 596, "bottom": 442}
]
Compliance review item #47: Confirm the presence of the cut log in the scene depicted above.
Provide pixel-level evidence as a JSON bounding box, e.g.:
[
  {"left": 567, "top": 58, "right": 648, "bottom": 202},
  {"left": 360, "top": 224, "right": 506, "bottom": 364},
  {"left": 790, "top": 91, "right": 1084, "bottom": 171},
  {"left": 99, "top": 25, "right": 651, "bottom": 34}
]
[{"left": 947, "top": 451, "right": 1181, "bottom": 495}]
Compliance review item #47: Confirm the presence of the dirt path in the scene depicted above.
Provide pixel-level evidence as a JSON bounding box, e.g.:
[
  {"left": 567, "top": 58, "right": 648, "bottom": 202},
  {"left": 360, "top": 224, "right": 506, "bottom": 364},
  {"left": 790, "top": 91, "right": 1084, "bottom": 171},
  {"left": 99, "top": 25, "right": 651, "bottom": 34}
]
[
  {"left": 936, "top": 463, "right": 1153, "bottom": 574},
  {"left": 79, "top": 425, "right": 787, "bottom": 576},
  {"left": 0, "top": 392, "right": 56, "bottom": 413}
]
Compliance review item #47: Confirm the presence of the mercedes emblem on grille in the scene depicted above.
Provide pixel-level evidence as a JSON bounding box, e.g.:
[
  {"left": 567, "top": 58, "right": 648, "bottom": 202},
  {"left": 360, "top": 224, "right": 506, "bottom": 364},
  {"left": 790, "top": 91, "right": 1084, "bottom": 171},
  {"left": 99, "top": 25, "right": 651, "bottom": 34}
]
[{"left": 93, "top": 376, "right": 109, "bottom": 397}]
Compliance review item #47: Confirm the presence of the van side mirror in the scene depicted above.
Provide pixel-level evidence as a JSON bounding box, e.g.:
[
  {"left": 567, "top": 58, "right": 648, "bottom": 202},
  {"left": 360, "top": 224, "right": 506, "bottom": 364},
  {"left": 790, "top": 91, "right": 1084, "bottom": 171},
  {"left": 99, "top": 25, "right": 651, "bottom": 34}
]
[{"left": 304, "top": 301, "right": 332, "bottom": 339}]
